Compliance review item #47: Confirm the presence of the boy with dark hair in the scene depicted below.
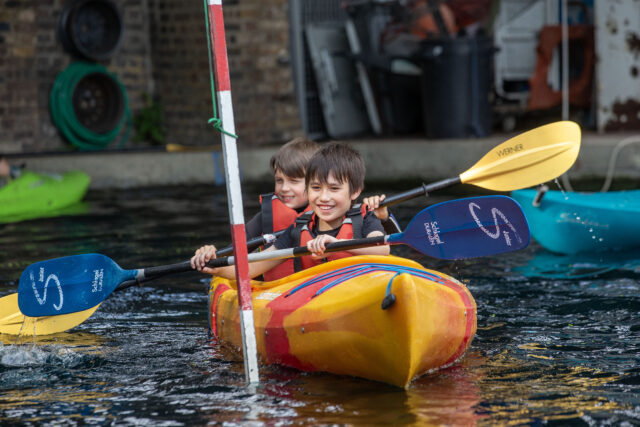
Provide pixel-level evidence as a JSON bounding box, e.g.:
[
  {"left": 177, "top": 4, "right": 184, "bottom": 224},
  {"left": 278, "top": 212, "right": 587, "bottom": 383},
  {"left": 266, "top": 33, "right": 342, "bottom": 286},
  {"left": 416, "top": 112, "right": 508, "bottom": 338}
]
[{"left": 191, "top": 142, "right": 390, "bottom": 279}]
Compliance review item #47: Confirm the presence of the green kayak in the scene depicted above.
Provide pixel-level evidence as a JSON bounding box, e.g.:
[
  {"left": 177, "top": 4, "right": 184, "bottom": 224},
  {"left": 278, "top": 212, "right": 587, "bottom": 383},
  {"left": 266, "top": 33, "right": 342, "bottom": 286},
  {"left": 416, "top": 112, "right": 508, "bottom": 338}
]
[{"left": 0, "top": 170, "right": 90, "bottom": 222}]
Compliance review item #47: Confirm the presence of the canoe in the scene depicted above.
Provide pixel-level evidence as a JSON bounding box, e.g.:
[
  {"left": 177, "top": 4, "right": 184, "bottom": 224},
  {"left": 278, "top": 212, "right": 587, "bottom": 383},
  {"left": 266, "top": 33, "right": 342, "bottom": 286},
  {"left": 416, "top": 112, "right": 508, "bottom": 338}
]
[
  {"left": 511, "top": 189, "right": 640, "bottom": 254},
  {"left": 0, "top": 170, "right": 90, "bottom": 221},
  {"left": 208, "top": 255, "right": 477, "bottom": 388}
]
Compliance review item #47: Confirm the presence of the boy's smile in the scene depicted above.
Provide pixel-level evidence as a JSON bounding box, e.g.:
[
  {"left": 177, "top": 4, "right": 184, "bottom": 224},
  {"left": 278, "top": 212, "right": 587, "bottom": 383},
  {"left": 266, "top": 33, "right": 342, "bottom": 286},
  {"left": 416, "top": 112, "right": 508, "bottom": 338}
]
[
  {"left": 274, "top": 169, "right": 307, "bottom": 210},
  {"left": 308, "top": 173, "right": 361, "bottom": 230}
]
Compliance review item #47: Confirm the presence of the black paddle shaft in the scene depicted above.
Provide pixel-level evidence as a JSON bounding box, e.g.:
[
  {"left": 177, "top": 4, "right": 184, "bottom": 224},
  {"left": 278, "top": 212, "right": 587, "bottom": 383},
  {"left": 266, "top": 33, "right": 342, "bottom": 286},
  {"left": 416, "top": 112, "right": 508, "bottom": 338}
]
[
  {"left": 116, "top": 261, "right": 193, "bottom": 292},
  {"left": 381, "top": 177, "right": 462, "bottom": 206}
]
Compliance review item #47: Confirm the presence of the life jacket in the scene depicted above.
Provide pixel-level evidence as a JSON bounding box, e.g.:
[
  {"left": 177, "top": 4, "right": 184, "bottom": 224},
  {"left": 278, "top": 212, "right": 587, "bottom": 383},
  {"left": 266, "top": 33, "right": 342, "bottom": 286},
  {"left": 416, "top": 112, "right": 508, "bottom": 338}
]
[
  {"left": 528, "top": 25, "right": 594, "bottom": 110},
  {"left": 259, "top": 192, "right": 311, "bottom": 281},
  {"left": 259, "top": 192, "right": 301, "bottom": 235},
  {"left": 292, "top": 205, "right": 366, "bottom": 273}
]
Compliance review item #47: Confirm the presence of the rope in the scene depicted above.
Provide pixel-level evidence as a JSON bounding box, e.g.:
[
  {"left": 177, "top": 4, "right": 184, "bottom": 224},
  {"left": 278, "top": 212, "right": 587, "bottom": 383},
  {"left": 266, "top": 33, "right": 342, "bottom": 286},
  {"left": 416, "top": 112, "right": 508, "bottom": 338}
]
[
  {"left": 284, "top": 263, "right": 445, "bottom": 298},
  {"left": 49, "top": 61, "right": 131, "bottom": 150},
  {"left": 202, "top": 0, "right": 238, "bottom": 139},
  {"left": 559, "top": 136, "right": 640, "bottom": 193},
  {"left": 314, "top": 265, "right": 444, "bottom": 297},
  {"left": 600, "top": 136, "right": 640, "bottom": 192}
]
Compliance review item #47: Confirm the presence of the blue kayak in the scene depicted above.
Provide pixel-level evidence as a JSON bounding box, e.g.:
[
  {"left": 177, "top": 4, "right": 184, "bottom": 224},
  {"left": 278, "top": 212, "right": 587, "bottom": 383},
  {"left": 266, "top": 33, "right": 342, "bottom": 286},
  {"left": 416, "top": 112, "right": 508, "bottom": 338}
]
[{"left": 511, "top": 189, "right": 640, "bottom": 254}]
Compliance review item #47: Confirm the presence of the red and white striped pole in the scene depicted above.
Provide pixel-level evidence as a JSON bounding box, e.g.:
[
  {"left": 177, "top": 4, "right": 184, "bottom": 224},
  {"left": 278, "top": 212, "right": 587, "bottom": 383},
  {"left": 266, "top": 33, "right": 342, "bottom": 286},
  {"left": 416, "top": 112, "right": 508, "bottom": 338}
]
[{"left": 206, "top": 0, "right": 259, "bottom": 384}]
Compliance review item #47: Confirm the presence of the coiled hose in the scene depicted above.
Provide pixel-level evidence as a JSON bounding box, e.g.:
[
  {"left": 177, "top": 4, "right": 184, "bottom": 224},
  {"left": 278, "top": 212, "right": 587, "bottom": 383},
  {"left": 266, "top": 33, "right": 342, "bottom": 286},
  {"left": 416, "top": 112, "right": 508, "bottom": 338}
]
[{"left": 50, "top": 61, "right": 131, "bottom": 150}]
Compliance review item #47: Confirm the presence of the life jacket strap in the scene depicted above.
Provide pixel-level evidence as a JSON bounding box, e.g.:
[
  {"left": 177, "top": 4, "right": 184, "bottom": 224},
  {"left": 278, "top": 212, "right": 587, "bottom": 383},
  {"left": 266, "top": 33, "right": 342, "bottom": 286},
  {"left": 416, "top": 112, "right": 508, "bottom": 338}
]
[{"left": 259, "top": 192, "right": 276, "bottom": 235}]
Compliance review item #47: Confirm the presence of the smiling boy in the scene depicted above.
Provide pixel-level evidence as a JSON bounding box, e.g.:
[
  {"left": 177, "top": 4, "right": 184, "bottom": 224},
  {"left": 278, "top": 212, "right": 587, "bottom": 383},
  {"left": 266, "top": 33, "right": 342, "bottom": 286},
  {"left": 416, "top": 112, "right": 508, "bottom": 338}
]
[
  {"left": 191, "top": 142, "right": 390, "bottom": 279},
  {"left": 244, "top": 137, "right": 318, "bottom": 242},
  {"left": 240, "top": 138, "right": 318, "bottom": 280}
]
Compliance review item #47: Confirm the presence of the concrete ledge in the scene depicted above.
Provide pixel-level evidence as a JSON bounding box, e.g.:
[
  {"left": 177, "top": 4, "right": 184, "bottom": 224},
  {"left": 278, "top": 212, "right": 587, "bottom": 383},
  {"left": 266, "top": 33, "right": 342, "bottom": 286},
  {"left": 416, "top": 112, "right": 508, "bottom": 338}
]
[
  {"left": 350, "top": 133, "right": 640, "bottom": 183},
  {"left": 6, "top": 132, "right": 640, "bottom": 189}
]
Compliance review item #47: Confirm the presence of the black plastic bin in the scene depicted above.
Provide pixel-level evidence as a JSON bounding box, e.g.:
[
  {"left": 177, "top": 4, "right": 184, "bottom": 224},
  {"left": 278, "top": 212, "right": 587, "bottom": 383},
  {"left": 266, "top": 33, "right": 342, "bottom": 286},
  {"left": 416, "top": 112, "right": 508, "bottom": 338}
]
[
  {"left": 417, "top": 35, "right": 494, "bottom": 139},
  {"left": 376, "top": 60, "right": 423, "bottom": 135}
]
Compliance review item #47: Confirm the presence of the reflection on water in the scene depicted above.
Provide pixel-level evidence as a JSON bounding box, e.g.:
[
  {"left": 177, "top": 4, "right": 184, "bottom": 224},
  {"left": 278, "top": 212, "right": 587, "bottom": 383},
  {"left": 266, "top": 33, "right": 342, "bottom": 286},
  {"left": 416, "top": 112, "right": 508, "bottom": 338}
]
[
  {"left": 517, "top": 245, "right": 640, "bottom": 279},
  {"left": 475, "top": 351, "right": 624, "bottom": 424},
  {"left": 0, "top": 184, "right": 639, "bottom": 424},
  {"left": 0, "top": 201, "right": 90, "bottom": 224},
  {"left": 0, "top": 331, "right": 105, "bottom": 347},
  {"left": 1, "top": 388, "right": 115, "bottom": 425}
]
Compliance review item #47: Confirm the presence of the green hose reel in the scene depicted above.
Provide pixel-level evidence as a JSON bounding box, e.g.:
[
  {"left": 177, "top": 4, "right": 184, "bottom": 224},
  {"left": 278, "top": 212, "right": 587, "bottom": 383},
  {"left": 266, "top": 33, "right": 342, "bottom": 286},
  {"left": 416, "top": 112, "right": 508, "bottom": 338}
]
[{"left": 50, "top": 61, "right": 131, "bottom": 150}]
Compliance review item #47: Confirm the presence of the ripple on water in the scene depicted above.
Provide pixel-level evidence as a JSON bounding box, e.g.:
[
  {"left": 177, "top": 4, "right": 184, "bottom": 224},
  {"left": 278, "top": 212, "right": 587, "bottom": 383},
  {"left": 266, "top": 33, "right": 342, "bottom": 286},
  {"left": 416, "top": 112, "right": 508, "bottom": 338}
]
[
  {"left": 0, "top": 342, "right": 105, "bottom": 393},
  {"left": 1, "top": 184, "right": 639, "bottom": 425},
  {"left": 0, "top": 340, "right": 104, "bottom": 366}
]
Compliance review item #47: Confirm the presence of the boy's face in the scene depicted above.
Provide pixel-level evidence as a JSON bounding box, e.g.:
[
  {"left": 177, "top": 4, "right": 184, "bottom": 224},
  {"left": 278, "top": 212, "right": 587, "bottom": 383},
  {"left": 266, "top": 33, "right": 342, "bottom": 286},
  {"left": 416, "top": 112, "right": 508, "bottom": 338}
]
[
  {"left": 274, "top": 169, "right": 307, "bottom": 210},
  {"left": 307, "top": 172, "right": 361, "bottom": 230}
]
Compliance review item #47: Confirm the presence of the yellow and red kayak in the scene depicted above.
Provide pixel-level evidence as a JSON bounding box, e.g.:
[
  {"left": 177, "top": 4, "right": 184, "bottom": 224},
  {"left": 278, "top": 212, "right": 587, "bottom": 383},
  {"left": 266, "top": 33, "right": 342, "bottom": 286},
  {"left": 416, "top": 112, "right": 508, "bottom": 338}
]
[{"left": 208, "top": 255, "right": 476, "bottom": 388}]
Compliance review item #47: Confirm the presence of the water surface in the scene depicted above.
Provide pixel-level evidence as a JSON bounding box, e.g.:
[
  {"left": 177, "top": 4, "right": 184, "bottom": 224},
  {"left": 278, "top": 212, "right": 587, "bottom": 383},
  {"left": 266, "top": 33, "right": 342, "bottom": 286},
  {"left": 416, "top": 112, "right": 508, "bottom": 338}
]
[{"left": 1, "top": 184, "right": 639, "bottom": 425}]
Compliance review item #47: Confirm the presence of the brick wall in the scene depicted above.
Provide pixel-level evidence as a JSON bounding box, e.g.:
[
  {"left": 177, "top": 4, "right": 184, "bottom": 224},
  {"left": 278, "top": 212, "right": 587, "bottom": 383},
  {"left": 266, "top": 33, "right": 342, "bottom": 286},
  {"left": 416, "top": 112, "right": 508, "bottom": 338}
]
[
  {"left": 223, "top": 0, "right": 303, "bottom": 145},
  {"left": 148, "top": 0, "right": 302, "bottom": 147},
  {"left": 0, "top": 0, "right": 302, "bottom": 153},
  {"left": 0, "top": 0, "right": 153, "bottom": 153},
  {"left": 0, "top": 1, "right": 41, "bottom": 153}
]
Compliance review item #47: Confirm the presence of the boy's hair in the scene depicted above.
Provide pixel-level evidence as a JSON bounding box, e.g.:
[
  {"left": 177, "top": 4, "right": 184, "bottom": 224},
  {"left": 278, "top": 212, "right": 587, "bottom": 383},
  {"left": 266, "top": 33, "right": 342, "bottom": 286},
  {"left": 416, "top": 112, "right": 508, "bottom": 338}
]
[
  {"left": 305, "top": 142, "right": 365, "bottom": 195},
  {"left": 270, "top": 137, "right": 320, "bottom": 178}
]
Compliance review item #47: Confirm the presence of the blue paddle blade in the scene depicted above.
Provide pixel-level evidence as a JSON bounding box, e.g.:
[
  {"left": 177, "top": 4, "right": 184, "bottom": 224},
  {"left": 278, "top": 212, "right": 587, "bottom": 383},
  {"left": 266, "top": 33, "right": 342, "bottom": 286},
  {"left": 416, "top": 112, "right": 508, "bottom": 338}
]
[
  {"left": 18, "top": 254, "right": 137, "bottom": 317},
  {"left": 389, "top": 195, "right": 530, "bottom": 260}
]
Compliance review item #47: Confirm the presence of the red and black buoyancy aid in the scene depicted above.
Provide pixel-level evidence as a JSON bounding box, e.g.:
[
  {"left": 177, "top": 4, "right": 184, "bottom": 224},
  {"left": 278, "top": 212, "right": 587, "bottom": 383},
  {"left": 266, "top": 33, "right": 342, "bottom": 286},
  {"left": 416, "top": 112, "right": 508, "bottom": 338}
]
[
  {"left": 292, "top": 205, "right": 366, "bottom": 273},
  {"left": 259, "top": 192, "right": 303, "bottom": 235},
  {"left": 259, "top": 192, "right": 311, "bottom": 281}
]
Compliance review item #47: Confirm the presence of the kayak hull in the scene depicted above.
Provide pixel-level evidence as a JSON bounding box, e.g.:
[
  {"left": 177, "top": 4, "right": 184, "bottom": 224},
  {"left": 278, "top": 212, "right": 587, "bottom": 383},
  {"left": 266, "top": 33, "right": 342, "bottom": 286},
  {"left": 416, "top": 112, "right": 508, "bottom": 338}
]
[
  {"left": 0, "top": 170, "right": 90, "bottom": 221},
  {"left": 511, "top": 189, "right": 640, "bottom": 254},
  {"left": 208, "top": 255, "right": 476, "bottom": 388}
]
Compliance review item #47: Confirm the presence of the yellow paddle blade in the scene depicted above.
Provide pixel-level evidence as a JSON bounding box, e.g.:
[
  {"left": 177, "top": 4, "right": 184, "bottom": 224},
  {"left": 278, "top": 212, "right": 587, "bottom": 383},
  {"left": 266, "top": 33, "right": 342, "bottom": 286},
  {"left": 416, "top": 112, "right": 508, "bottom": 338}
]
[
  {"left": 0, "top": 293, "right": 100, "bottom": 336},
  {"left": 166, "top": 143, "right": 220, "bottom": 152},
  {"left": 459, "top": 121, "right": 581, "bottom": 191}
]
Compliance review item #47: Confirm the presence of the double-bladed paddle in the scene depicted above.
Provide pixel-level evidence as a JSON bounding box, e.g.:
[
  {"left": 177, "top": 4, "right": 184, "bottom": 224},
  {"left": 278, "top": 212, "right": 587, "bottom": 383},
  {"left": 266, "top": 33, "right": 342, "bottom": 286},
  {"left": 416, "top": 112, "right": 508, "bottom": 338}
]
[
  {"left": 237, "top": 120, "right": 580, "bottom": 252},
  {"left": 14, "top": 195, "right": 529, "bottom": 320}
]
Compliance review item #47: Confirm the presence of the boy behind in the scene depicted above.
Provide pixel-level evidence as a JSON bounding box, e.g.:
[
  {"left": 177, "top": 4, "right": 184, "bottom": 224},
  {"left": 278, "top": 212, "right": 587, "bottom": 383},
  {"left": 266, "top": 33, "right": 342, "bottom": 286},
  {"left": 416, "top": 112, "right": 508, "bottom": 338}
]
[
  {"left": 245, "top": 137, "right": 319, "bottom": 239},
  {"left": 245, "top": 137, "right": 318, "bottom": 280}
]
